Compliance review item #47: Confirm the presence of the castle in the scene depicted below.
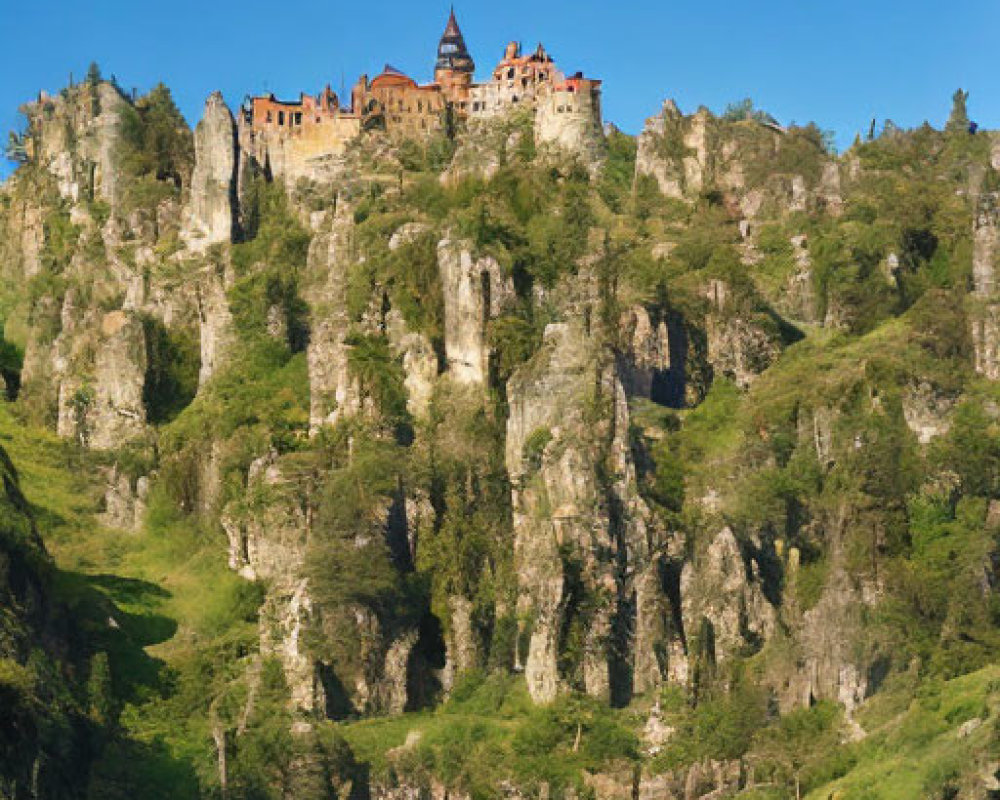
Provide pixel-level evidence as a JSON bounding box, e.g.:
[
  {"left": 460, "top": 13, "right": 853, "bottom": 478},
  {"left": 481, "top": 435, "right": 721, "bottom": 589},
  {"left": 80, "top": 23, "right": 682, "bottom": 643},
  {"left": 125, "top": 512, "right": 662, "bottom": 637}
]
[{"left": 238, "top": 10, "right": 603, "bottom": 180}]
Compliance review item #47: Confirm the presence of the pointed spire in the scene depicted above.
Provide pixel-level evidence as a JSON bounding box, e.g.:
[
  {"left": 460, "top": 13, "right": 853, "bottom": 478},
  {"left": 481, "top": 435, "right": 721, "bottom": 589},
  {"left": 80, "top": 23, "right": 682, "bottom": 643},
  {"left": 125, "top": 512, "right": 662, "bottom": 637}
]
[
  {"left": 436, "top": 7, "right": 475, "bottom": 74},
  {"left": 445, "top": 5, "right": 459, "bottom": 35}
]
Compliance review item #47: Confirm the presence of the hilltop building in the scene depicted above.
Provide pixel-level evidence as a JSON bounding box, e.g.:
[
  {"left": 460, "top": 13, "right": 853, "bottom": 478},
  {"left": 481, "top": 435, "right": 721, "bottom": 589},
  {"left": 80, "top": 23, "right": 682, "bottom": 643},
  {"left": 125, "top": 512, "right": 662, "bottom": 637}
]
[{"left": 237, "top": 10, "right": 603, "bottom": 180}]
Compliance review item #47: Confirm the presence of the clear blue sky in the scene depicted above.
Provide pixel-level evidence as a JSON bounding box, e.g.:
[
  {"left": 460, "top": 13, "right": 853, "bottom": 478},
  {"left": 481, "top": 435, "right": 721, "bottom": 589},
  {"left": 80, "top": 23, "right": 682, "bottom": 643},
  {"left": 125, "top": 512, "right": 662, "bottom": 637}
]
[{"left": 2, "top": 0, "right": 998, "bottom": 178}]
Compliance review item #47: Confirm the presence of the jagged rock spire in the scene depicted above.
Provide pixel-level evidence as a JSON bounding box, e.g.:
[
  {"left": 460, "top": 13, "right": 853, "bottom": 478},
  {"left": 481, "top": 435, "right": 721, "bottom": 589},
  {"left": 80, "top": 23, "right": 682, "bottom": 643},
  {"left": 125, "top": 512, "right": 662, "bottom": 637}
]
[{"left": 436, "top": 7, "right": 475, "bottom": 73}]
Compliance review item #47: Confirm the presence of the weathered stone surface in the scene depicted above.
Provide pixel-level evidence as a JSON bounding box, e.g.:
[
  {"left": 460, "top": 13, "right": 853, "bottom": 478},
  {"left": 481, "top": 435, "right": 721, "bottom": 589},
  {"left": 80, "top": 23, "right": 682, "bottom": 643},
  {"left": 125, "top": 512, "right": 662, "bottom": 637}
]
[
  {"left": 197, "top": 262, "right": 236, "bottom": 388},
  {"left": 972, "top": 192, "right": 1000, "bottom": 379},
  {"left": 387, "top": 309, "right": 438, "bottom": 419},
  {"left": 439, "top": 595, "right": 478, "bottom": 693},
  {"left": 100, "top": 466, "right": 149, "bottom": 532},
  {"left": 438, "top": 238, "right": 514, "bottom": 385},
  {"left": 53, "top": 309, "right": 147, "bottom": 449},
  {"left": 618, "top": 305, "right": 671, "bottom": 401},
  {"left": 89, "top": 311, "right": 148, "bottom": 449},
  {"left": 903, "top": 381, "right": 955, "bottom": 445},
  {"left": 306, "top": 213, "right": 363, "bottom": 430},
  {"left": 680, "top": 526, "right": 776, "bottom": 666},
  {"left": 534, "top": 87, "right": 605, "bottom": 168},
  {"left": 703, "top": 279, "right": 782, "bottom": 388},
  {"left": 783, "top": 233, "right": 819, "bottom": 324},
  {"left": 635, "top": 101, "right": 700, "bottom": 200},
  {"left": 223, "top": 451, "right": 321, "bottom": 711},
  {"left": 22, "top": 82, "right": 128, "bottom": 208},
  {"left": 506, "top": 313, "right": 674, "bottom": 704},
  {"left": 182, "top": 92, "right": 238, "bottom": 253}
]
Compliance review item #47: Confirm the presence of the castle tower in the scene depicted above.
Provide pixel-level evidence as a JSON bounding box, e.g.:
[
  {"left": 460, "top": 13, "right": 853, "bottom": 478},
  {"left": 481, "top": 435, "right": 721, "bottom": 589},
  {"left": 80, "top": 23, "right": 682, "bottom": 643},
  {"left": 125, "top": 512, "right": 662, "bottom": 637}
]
[{"left": 435, "top": 8, "right": 475, "bottom": 109}]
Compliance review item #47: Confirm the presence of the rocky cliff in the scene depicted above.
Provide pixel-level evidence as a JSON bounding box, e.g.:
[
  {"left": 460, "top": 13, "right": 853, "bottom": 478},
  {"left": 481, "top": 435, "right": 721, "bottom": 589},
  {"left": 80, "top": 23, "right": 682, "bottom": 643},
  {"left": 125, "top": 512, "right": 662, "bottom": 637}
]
[{"left": 2, "top": 78, "right": 999, "bottom": 800}]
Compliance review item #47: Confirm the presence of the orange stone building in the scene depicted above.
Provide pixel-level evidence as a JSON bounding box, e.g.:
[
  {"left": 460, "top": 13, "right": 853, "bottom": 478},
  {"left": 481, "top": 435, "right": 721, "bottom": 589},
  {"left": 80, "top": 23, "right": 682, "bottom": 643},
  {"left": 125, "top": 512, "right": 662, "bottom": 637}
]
[{"left": 237, "top": 9, "right": 602, "bottom": 173}]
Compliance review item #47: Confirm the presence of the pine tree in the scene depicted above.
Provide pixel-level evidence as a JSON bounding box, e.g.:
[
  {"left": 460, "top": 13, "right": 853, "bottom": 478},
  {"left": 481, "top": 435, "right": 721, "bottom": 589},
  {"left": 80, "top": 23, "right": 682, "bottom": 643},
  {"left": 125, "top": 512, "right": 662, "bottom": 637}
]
[{"left": 946, "top": 88, "right": 970, "bottom": 135}]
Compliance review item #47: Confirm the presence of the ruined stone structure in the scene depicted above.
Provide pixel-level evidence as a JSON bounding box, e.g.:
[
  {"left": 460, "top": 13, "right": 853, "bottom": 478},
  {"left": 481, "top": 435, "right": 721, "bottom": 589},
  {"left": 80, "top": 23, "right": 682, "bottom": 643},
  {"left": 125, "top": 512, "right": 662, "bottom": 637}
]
[
  {"left": 351, "top": 67, "right": 447, "bottom": 137},
  {"left": 238, "top": 86, "right": 362, "bottom": 181},
  {"left": 237, "top": 9, "right": 602, "bottom": 176}
]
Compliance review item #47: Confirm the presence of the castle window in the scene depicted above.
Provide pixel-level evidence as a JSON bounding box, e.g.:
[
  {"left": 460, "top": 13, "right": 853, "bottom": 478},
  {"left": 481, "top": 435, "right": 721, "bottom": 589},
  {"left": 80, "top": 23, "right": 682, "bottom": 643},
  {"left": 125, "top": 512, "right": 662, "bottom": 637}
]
[
  {"left": 266, "top": 111, "right": 272, "bottom": 123},
  {"left": 278, "top": 111, "right": 285, "bottom": 125},
  {"left": 418, "top": 100, "right": 423, "bottom": 112},
  {"left": 522, "top": 78, "right": 529, "bottom": 89},
  {"left": 294, "top": 112, "right": 302, "bottom": 125},
  {"left": 507, "top": 68, "right": 515, "bottom": 79}
]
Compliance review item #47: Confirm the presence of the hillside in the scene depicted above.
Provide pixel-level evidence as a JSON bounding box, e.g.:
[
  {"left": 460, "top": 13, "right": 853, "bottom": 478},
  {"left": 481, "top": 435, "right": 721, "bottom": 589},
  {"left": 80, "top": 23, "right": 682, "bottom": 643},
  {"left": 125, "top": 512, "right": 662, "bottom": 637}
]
[{"left": 1, "top": 69, "right": 999, "bottom": 799}]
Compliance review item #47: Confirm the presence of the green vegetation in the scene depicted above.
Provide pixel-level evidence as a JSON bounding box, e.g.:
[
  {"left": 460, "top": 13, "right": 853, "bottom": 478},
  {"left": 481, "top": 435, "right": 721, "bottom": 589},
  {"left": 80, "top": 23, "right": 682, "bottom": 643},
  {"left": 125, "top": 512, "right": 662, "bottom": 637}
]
[
  {"left": 117, "top": 83, "right": 194, "bottom": 211},
  {"left": 3, "top": 76, "right": 1000, "bottom": 800},
  {"left": 342, "top": 671, "right": 639, "bottom": 799}
]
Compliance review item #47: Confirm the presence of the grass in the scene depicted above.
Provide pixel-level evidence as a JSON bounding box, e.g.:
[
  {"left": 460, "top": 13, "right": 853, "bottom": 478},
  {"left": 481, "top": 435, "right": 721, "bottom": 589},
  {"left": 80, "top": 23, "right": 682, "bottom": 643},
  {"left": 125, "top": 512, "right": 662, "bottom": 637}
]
[
  {"left": 0, "top": 402, "right": 255, "bottom": 795},
  {"left": 805, "top": 664, "right": 1000, "bottom": 799},
  {"left": 339, "top": 671, "right": 640, "bottom": 795}
]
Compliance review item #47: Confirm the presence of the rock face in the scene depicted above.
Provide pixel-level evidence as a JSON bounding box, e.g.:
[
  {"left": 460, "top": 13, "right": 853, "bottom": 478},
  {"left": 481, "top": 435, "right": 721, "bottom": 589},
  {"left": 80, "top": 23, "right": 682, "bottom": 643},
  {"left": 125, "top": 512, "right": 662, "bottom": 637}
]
[
  {"left": 25, "top": 82, "right": 127, "bottom": 206},
  {"left": 223, "top": 452, "right": 323, "bottom": 712},
  {"left": 197, "top": 261, "right": 236, "bottom": 388},
  {"left": 306, "top": 212, "right": 363, "bottom": 429},
  {"left": 438, "top": 238, "right": 513, "bottom": 385},
  {"left": 88, "top": 311, "right": 148, "bottom": 449},
  {"left": 972, "top": 191, "right": 1000, "bottom": 379},
  {"left": 49, "top": 308, "right": 147, "bottom": 449},
  {"left": 506, "top": 314, "right": 675, "bottom": 704},
  {"left": 781, "top": 233, "right": 819, "bottom": 325},
  {"left": 387, "top": 310, "right": 438, "bottom": 419},
  {"left": 100, "top": 466, "right": 149, "bottom": 532},
  {"left": 635, "top": 99, "right": 837, "bottom": 223},
  {"left": 617, "top": 305, "right": 672, "bottom": 401},
  {"left": 903, "top": 381, "right": 955, "bottom": 444},
  {"left": 680, "top": 527, "right": 776, "bottom": 667},
  {"left": 182, "top": 92, "right": 238, "bottom": 253},
  {"left": 703, "top": 279, "right": 782, "bottom": 388},
  {"left": 635, "top": 101, "right": 711, "bottom": 200}
]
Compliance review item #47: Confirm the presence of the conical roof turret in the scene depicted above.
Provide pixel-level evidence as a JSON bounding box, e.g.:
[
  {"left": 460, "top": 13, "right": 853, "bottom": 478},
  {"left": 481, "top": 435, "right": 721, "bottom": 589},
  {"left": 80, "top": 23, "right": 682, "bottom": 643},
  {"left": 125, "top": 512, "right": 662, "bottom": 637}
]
[{"left": 436, "top": 8, "right": 475, "bottom": 74}]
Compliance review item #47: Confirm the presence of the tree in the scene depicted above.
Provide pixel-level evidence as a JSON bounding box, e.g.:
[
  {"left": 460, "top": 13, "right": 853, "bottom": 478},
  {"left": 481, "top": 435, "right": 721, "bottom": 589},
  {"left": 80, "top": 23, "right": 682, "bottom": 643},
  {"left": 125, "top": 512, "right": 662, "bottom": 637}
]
[
  {"left": 945, "top": 89, "right": 970, "bottom": 135},
  {"left": 752, "top": 702, "right": 841, "bottom": 800},
  {"left": 118, "top": 83, "right": 194, "bottom": 189},
  {"left": 722, "top": 97, "right": 778, "bottom": 125}
]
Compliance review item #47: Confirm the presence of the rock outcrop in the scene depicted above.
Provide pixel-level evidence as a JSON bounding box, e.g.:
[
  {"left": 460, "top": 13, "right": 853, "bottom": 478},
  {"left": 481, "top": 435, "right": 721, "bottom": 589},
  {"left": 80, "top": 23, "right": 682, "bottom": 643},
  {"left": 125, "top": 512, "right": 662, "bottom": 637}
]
[
  {"left": 87, "top": 310, "right": 148, "bottom": 449},
  {"left": 25, "top": 82, "right": 127, "bottom": 207},
  {"left": 972, "top": 191, "right": 1000, "bottom": 379},
  {"left": 438, "top": 238, "right": 513, "bottom": 385},
  {"left": 680, "top": 527, "right": 776, "bottom": 667},
  {"left": 635, "top": 99, "right": 837, "bottom": 223},
  {"left": 182, "top": 92, "right": 238, "bottom": 253},
  {"left": 704, "top": 279, "right": 782, "bottom": 388},
  {"left": 306, "top": 212, "right": 363, "bottom": 429},
  {"left": 197, "top": 260, "right": 236, "bottom": 388},
  {"left": 506, "top": 313, "right": 676, "bottom": 704}
]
